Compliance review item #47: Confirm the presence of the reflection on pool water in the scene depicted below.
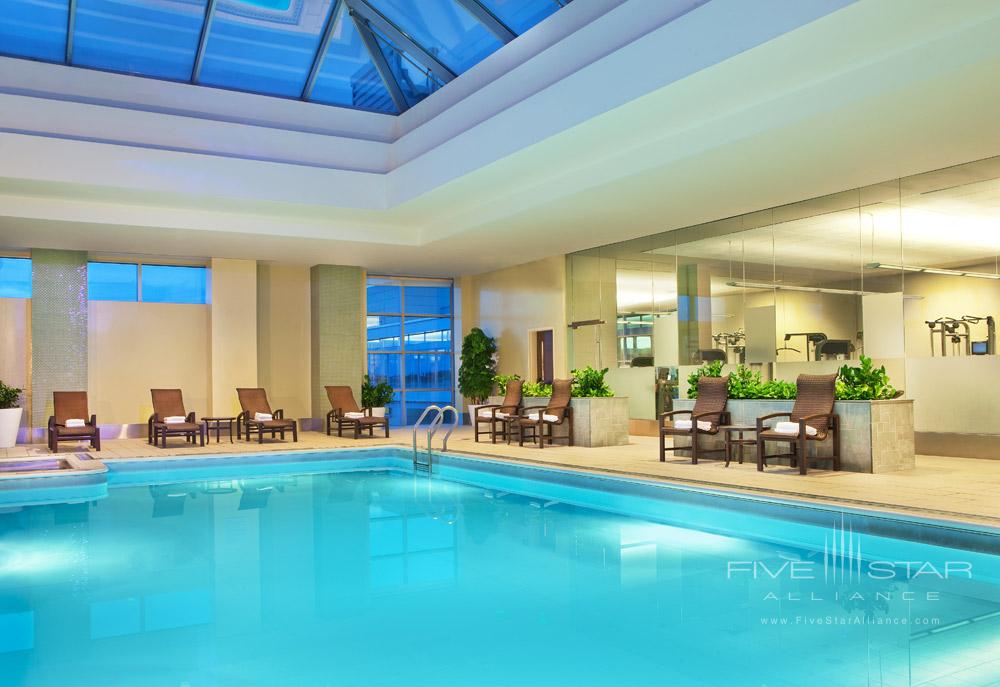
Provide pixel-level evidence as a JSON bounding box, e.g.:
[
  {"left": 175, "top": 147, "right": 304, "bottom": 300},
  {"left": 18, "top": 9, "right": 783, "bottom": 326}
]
[{"left": 0, "top": 450, "right": 997, "bottom": 686}]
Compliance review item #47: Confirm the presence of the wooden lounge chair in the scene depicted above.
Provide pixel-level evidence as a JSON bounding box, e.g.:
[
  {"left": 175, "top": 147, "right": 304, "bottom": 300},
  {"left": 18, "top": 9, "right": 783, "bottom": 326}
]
[
  {"left": 756, "top": 373, "right": 840, "bottom": 475},
  {"left": 474, "top": 379, "right": 523, "bottom": 443},
  {"left": 516, "top": 379, "right": 573, "bottom": 449},
  {"left": 325, "top": 385, "right": 389, "bottom": 439},
  {"left": 48, "top": 391, "right": 100, "bottom": 453},
  {"left": 236, "top": 388, "right": 298, "bottom": 443},
  {"left": 148, "top": 388, "right": 205, "bottom": 448},
  {"left": 659, "top": 376, "right": 730, "bottom": 463}
]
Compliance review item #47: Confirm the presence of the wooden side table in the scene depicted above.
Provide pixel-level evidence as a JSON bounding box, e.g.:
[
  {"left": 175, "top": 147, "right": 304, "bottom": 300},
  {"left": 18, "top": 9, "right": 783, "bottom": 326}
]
[
  {"left": 203, "top": 417, "right": 236, "bottom": 444},
  {"left": 723, "top": 426, "right": 756, "bottom": 467}
]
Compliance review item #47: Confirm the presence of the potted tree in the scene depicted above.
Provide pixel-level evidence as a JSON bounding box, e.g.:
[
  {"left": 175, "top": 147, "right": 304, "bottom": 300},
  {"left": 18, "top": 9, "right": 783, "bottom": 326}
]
[
  {"left": 458, "top": 327, "right": 497, "bottom": 424},
  {"left": 0, "top": 380, "right": 23, "bottom": 449},
  {"left": 361, "top": 374, "right": 394, "bottom": 418}
]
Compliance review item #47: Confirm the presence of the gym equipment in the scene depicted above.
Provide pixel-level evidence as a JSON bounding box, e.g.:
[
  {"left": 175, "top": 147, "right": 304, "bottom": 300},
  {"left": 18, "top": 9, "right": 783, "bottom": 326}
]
[{"left": 926, "top": 316, "right": 995, "bottom": 356}]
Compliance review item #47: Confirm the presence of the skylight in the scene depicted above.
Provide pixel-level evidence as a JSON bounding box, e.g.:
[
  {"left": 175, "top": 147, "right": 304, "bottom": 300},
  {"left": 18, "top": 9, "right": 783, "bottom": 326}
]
[{"left": 0, "top": 0, "right": 573, "bottom": 114}]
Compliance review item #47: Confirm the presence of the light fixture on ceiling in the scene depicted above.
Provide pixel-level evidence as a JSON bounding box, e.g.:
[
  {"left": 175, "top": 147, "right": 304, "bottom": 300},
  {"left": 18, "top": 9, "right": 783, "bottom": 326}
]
[
  {"left": 866, "top": 262, "right": 1000, "bottom": 280},
  {"left": 725, "top": 280, "right": 871, "bottom": 296}
]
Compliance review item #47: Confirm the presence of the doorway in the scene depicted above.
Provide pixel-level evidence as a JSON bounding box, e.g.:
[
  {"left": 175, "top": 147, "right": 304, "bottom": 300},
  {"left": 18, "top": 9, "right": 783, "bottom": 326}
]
[{"left": 534, "top": 329, "right": 554, "bottom": 384}]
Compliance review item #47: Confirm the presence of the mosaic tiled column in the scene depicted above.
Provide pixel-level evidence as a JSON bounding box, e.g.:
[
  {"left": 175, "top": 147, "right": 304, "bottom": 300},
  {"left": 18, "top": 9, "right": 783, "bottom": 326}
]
[
  {"left": 310, "top": 265, "right": 364, "bottom": 424},
  {"left": 31, "top": 249, "right": 88, "bottom": 430}
]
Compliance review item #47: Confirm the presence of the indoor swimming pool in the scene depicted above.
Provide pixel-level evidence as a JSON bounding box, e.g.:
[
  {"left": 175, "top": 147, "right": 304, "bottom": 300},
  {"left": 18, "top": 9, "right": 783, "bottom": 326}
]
[{"left": 0, "top": 449, "right": 997, "bottom": 686}]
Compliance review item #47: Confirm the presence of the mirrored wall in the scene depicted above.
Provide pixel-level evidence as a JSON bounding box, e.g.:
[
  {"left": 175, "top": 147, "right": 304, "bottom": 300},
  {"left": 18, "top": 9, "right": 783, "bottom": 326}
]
[{"left": 568, "top": 156, "right": 1000, "bottom": 449}]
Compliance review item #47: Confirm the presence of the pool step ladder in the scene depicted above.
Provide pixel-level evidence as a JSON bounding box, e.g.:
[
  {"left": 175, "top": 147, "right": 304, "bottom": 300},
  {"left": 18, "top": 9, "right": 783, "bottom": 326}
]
[{"left": 411, "top": 404, "right": 459, "bottom": 472}]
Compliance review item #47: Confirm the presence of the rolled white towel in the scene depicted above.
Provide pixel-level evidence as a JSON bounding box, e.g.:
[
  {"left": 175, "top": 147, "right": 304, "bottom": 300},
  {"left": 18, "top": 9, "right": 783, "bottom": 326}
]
[
  {"left": 773, "top": 421, "right": 818, "bottom": 436},
  {"left": 254, "top": 412, "right": 273, "bottom": 422},
  {"left": 164, "top": 416, "right": 186, "bottom": 424},
  {"left": 344, "top": 411, "right": 366, "bottom": 419},
  {"left": 527, "top": 412, "right": 560, "bottom": 423},
  {"left": 64, "top": 418, "right": 86, "bottom": 428},
  {"left": 673, "top": 419, "right": 712, "bottom": 431},
  {"left": 477, "top": 408, "right": 494, "bottom": 419},
  {"left": 496, "top": 411, "right": 510, "bottom": 420}
]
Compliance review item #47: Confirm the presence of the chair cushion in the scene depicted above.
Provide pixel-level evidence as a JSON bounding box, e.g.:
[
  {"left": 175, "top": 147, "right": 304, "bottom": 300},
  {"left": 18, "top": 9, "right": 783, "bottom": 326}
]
[
  {"left": 774, "top": 421, "right": 818, "bottom": 436},
  {"left": 155, "top": 422, "right": 200, "bottom": 432},
  {"left": 355, "top": 416, "right": 387, "bottom": 425},
  {"left": 527, "top": 411, "right": 559, "bottom": 423},
  {"left": 255, "top": 419, "right": 294, "bottom": 429},
  {"left": 56, "top": 424, "right": 96, "bottom": 436}
]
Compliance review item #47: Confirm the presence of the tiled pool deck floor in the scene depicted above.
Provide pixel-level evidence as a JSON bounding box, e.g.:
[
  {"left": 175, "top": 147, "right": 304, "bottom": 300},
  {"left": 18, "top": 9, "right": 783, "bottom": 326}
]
[{"left": 3, "top": 428, "right": 999, "bottom": 526}]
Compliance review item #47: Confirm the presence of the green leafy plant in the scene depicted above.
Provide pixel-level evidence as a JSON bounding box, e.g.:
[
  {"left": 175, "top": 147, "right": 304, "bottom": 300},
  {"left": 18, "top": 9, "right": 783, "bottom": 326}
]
[
  {"left": 361, "top": 374, "right": 394, "bottom": 408},
  {"left": 836, "top": 355, "right": 897, "bottom": 400},
  {"left": 522, "top": 381, "right": 553, "bottom": 397},
  {"left": 493, "top": 374, "right": 522, "bottom": 396},
  {"left": 570, "top": 366, "right": 614, "bottom": 398},
  {"left": 727, "top": 364, "right": 762, "bottom": 399},
  {"left": 686, "top": 360, "right": 723, "bottom": 398},
  {"left": 458, "top": 327, "right": 498, "bottom": 404},
  {"left": 0, "top": 381, "right": 21, "bottom": 410},
  {"left": 759, "top": 379, "right": 797, "bottom": 400}
]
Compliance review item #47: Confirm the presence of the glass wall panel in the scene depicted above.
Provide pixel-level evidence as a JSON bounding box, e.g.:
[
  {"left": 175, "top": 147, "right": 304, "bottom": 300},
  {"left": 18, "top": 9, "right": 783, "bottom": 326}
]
[
  {"left": 366, "top": 276, "right": 453, "bottom": 426},
  {"left": 142, "top": 265, "right": 207, "bottom": 304},
  {"left": 0, "top": 257, "right": 32, "bottom": 298},
  {"left": 88, "top": 262, "right": 138, "bottom": 302}
]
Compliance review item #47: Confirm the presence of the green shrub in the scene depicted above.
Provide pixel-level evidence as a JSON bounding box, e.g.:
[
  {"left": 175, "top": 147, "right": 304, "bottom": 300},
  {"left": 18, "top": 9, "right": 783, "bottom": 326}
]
[
  {"left": 493, "top": 374, "right": 522, "bottom": 396},
  {"left": 0, "top": 381, "right": 21, "bottom": 410},
  {"left": 727, "top": 365, "right": 762, "bottom": 399},
  {"left": 458, "top": 328, "right": 498, "bottom": 404},
  {"left": 759, "top": 379, "right": 797, "bottom": 399},
  {"left": 836, "top": 355, "right": 897, "bottom": 400},
  {"left": 570, "top": 366, "right": 614, "bottom": 398},
  {"left": 522, "top": 380, "right": 553, "bottom": 397},
  {"left": 686, "top": 360, "right": 723, "bottom": 398},
  {"left": 361, "top": 374, "right": 394, "bottom": 408}
]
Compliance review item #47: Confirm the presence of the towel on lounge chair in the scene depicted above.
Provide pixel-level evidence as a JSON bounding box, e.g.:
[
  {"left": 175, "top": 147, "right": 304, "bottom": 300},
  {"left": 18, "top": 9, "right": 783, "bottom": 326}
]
[
  {"left": 164, "top": 416, "right": 186, "bottom": 424},
  {"left": 527, "top": 411, "right": 559, "bottom": 422},
  {"left": 344, "top": 411, "right": 366, "bottom": 419},
  {"left": 254, "top": 412, "right": 273, "bottom": 422},
  {"left": 65, "top": 418, "right": 86, "bottom": 428},
  {"left": 774, "top": 421, "right": 818, "bottom": 436},
  {"left": 673, "top": 419, "right": 712, "bottom": 431}
]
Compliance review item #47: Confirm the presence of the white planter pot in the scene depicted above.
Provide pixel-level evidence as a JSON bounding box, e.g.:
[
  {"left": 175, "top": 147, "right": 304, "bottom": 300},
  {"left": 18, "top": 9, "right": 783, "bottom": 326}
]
[
  {"left": 370, "top": 407, "right": 387, "bottom": 418},
  {"left": 0, "top": 407, "right": 23, "bottom": 448}
]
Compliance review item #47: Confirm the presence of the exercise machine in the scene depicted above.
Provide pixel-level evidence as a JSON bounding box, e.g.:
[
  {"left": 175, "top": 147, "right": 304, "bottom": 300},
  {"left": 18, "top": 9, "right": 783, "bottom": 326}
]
[
  {"left": 712, "top": 330, "right": 746, "bottom": 364},
  {"left": 927, "top": 315, "right": 996, "bottom": 356}
]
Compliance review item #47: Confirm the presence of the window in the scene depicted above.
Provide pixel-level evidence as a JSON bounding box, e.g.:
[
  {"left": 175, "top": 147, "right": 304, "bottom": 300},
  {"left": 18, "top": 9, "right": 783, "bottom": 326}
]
[
  {"left": 88, "top": 262, "right": 207, "bottom": 303},
  {"left": 88, "top": 262, "right": 138, "bottom": 302},
  {"left": 367, "top": 277, "right": 453, "bottom": 426},
  {"left": 617, "top": 314, "right": 654, "bottom": 366},
  {"left": 0, "top": 257, "right": 32, "bottom": 298}
]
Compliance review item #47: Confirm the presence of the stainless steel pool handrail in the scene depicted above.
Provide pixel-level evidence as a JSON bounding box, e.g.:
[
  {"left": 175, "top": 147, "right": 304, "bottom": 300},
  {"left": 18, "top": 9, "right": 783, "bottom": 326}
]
[
  {"left": 410, "top": 404, "right": 460, "bottom": 470},
  {"left": 428, "top": 405, "right": 459, "bottom": 453}
]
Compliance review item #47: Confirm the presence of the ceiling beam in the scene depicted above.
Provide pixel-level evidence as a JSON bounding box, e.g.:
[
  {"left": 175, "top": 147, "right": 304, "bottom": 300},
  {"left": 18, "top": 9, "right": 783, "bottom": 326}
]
[
  {"left": 191, "top": 0, "right": 219, "bottom": 83},
  {"left": 345, "top": 0, "right": 456, "bottom": 84},
  {"left": 65, "top": 0, "right": 77, "bottom": 63},
  {"left": 302, "top": 0, "right": 344, "bottom": 99},
  {"left": 453, "top": 0, "right": 516, "bottom": 44},
  {"left": 352, "top": 12, "right": 408, "bottom": 114}
]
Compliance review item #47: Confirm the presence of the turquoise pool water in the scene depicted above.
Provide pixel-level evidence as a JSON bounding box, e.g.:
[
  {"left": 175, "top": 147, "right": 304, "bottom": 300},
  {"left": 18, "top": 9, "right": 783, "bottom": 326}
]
[{"left": 0, "top": 449, "right": 997, "bottom": 686}]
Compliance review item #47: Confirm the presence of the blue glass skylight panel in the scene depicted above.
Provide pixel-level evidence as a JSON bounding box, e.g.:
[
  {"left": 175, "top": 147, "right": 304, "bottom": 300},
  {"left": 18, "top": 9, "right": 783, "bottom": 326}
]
[
  {"left": 309, "top": 3, "right": 397, "bottom": 114},
  {"left": 367, "top": 0, "right": 500, "bottom": 73},
  {"left": 477, "top": 0, "right": 561, "bottom": 35},
  {"left": 0, "top": 257, "right": 32, "bottom": 298},
  {"left": 71, "top": 0, "right": 206, "bottom": 80},
  {"left": 0, "top": 0, "right": 69, "bottom": 62},
  {"left": 198, "top": 0, "right": 335, "bottom": 97},
  {"left": 371, "top": 31, "right": 441, "bottom": 108}
]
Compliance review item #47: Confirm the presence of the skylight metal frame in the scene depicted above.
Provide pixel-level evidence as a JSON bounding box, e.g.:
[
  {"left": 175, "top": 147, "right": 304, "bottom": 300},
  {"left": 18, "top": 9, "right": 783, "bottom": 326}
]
[
  {"left": 352, "top": 10, "right": 407, "bottom": 113},
  {"left": 191, "top": 0, "right": 219, "bottom": 83},
  {"left": 65, "top": 0, "right": 78, "bottom": 63},
  {"left": 453, "top": 0, "right": 516, "bottom": 44},
  {"left": 345, "top": 0, "right": 456, "bottom": 85},
  {"left": 302, "top": 0, "right": 345, "bottom": 100}
]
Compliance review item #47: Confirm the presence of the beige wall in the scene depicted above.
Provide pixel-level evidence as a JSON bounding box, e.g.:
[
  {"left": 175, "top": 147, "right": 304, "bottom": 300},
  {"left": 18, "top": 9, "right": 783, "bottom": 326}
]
[
  {"left": 88, "top": 301, "right": 211, "bottom": 426},
  {"left": 0, "top": 298, "right": 29, "bottom": 428},
  {"left": 258, "top": 263, "right": 312, "bottom": 420},
  {"left": 210, "top": 258, "right": 258, "bottom": 416},
  {"left": 462, "top": 255, "right": 568, "bottom": 383}
]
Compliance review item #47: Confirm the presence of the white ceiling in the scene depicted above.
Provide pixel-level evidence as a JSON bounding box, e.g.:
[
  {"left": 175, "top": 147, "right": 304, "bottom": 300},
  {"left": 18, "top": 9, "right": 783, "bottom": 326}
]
[{"left": 3, "top": 0, "right": 1000, "bottom": 277}]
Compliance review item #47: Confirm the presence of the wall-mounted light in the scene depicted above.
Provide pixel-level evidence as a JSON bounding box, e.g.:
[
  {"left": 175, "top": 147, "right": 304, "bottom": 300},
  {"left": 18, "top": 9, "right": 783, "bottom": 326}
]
[
  {"left": 866, "top": 262, "right": 1000, "bottom": 280},
  {"left": 725, "top": 280, "right": 870, "bottom": 296}
]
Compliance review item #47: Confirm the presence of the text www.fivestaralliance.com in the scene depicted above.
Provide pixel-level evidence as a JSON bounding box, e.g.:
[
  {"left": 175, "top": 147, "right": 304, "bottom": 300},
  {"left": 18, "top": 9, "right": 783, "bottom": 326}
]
[{"left": 760, "top": 616, "right": 940, "bottom": 626}]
